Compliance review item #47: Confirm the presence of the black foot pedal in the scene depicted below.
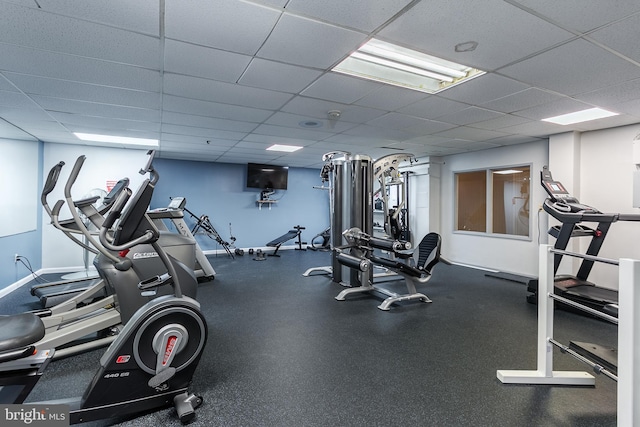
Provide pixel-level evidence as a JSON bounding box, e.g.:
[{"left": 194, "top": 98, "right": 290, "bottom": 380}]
[{"left": 148, "top": 366, "right": 176, "bottom": 388}]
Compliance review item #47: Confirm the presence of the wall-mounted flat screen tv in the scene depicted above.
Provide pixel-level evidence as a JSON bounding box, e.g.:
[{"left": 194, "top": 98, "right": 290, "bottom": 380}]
[{"left": 246, "top": 163, "right": 288, "bottom": 190}]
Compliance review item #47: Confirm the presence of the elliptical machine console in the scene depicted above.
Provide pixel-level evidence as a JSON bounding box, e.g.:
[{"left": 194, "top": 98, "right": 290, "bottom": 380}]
[{"left": 0, "top": 158, "right": 208, "bottom": 424}]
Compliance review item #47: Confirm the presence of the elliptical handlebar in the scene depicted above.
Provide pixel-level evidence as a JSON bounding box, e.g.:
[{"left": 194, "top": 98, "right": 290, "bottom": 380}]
[
  {"left": 139, "top": 150, "right": 159, "bottom": 185},
  {"left": 64, "top": 155, "right": 86, "bottom": 198},
  {"left": 41, "top": 161, "right": 65, "bottom": 210},
  {"left": 55, "top": 156, "right": 122, "bottom": 264}
]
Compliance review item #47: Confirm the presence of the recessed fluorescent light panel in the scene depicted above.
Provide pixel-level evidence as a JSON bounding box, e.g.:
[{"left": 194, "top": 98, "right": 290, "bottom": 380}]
[
  {"left": 332, "top": 39, "right": 485, "bottom": 93},
  {"left": 541, "top": 108, "right": 619, "bottom": 125},
  {"left": 74, "top": 132, "right": 158, "bottom": 147},
  {"left": 266, "top": 144, "right": 302, "bottom": 153}
]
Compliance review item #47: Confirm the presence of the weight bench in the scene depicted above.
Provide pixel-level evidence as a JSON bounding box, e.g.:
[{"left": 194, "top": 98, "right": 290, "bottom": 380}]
[
  {"left": 336, "top": 231, "right": 442, "bottom": 310},
  {"left": 266, "top": 225, "right": 306, "bottom": 257}
]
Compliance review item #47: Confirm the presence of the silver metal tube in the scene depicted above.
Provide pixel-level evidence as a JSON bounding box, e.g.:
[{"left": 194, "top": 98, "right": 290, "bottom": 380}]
[
  {"left": 548, "top": 293, "right": 618, "bottom": 324},
  {"left": 549, "top": 248, "right": 619, "bottom": 266},
  {"left": 548, "top": 338, "right": 618, "bottom": 381}
]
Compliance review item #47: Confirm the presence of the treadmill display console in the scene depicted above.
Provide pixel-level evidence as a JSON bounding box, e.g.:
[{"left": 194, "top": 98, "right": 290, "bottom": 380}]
[{"left": 540, "top": 166, "right": 598, "bottom": 213}]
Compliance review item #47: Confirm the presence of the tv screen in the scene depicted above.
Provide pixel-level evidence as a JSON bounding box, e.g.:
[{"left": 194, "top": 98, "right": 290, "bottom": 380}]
[{"left": 246, "top": 163, "right": 288, "bottom": 190}]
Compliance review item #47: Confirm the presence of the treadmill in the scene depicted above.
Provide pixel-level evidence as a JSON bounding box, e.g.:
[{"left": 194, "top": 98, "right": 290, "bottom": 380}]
[{"left": 527, "top": 166, "right": 640, "bottom": 317}]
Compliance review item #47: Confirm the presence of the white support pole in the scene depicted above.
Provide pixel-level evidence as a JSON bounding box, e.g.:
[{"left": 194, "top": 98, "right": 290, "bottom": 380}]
[
  {"left": 497, "top": 244, "right": 594, "bottom": 384},
  {"left": 617, "top": 258, "right": 640, "bottom": 426}
]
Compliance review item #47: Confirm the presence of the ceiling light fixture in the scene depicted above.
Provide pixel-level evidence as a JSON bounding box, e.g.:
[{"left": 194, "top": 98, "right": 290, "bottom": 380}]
[
  {"left": 332, "top": 38, "right": 484, "bottom": 93},
  {"left": 493, "top": 169, "right": 524, "bottom": 175},
  {"left": 266, "top": 144, "right": 303, "bottom": 153},
  {"left": 74, "top": 132, "right": 158, "bottom": 147},
  {"left": 541, "top": 108, "right": 619, "bottom": 125},
  {"left": 298, "top": 120, "right": 322, "bottom": 128}
]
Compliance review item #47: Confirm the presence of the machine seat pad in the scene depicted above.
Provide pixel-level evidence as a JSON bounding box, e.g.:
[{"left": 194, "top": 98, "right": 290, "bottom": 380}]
[
  {"left": 369, "top": 254, "right": 423, "bottom": 278},
  {"left": 267, "top": 230, "right": 299, "bottom": 247},
  {"left": 0, "top": 313, "right": 45, "bottom": 352}
]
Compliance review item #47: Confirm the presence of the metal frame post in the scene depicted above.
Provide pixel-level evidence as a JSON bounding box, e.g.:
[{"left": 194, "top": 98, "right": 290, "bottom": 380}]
[{"left": 618, "top": 258, "right": 640, "bottom": 426}]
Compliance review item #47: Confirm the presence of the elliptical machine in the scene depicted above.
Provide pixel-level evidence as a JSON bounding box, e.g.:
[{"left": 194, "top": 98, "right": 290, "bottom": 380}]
[{"left": 0, "top": 160, "right": 208, "bottom": 424}]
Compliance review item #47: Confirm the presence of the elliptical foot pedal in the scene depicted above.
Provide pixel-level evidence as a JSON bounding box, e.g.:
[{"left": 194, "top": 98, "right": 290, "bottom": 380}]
[
  {"left": 148, "top": 366, "right": 176, "bottom": 388},
  {"left": 174, "top": 392, "right": 203, "bottom": 424}
]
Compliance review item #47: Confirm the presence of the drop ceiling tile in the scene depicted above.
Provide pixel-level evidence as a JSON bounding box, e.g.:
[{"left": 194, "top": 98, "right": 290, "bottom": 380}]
[
  {"left": 468, "top": 114, "right": 532, "bottom": 130},
  {"left": 0, "top": 2, "right": 159, "bottom": 68},
  {"left": 301, "top": 73, "right": 381, "bottom": 104},
  {"left": 161, "top": 123, "right": 246, "bottom": 141},
  {"left": 164, "top": 40, "right": 252, "bottom": 83},
  {"left": 252, "top": 123, "right": 334, "bottom": 140},
  {"left": 354, "top": 86, "right": 428, "bottom": 112},
  {"left": 0, "top": 74, "right": 19, "bottom": 92},
  {"left": 437, "top": 107, "right": 505, "bottom": 126},
  {"left": 238, "top": 58, "right": 323, "bottom": 93},
  {"left": 607, "top": 98, "right": 640, "bottom": 117},
  {"left": 589, "top": 13, "right": 640, "bottom": 63},
  {"left": 480, "top": 87, "right": 566, "bottom": 113},
  {"left": 509, "top": 0, "right": 640, "bottom": 33},
  {"left": 162, "top": 111, "right": 257, "bottom": 132},
  {"left": 264, "top": 111, "right": 357, "bottom": 133},
  {"left": 499, "top": 120, "right": 568, "bottom": 137},
  {"left": 218, "top": 148, "right": 279, "bottom": 158},
  {"left": 156, "top": 151, "right": 220, "bottom": 162},
  {"left": 324, "top": 133, "right": 397, "bottom": 147},
  {"left": 285, "top": 0, "right": 413, "bottom": 32},
  {"left": 575, "top": 78, "right": 640, "bottom": 108},
  {"left": 244, "top": 134, "right": 319, "bottom": 147},
  {"left": 397, "top": 96, "right": 469, "bottom": 120},
  {"left": 37, "top": 0, "right": 160, "bottom": 35},
  {"left": 401, "top": 135, "right": 451, "bottom": 146},
  {"left": 499, "top": 38, "right": 640, "bottom": 95},
  {"left": 434, "top": 126, "right": 509, "bottom": 142},
  {"left": 165, "top": 0, "right": 281, "bottom": 55},
  {"left": 512, "top": 97, "right": 594, "bottom": 121},
  {"left": 0, "top": 44, "right": 161, "bottom": 92},
  {"left": 31, "top": 95, "right": 161, "bottom": 122},
  {"left": 378, "top": 0, "right": 574, "bottom": 70},
  {"left": 9, "top": 120, "right": 67, "bottom": 132},
  {"left": 366, "top": 113, "right": 456, "bottom": 134},
  {"left": 0, "top": 120, "right": 37, "bottom": 141},
  {"left": 257, "top": 13, "right": 366, "bottom": 68},
  {"left": 0, "top": 90, "right": 39, "bottom": 109},
  {"left": 160, "top": 134, "right": 236, "bottom": 148},
  {"left": 0, "top": 107, "right": 55, "bottom": 123},
  {"left": 281, "top": 96, "right": 386, "bottom": 123},
  {"left": 486, "top": 135, "right": 545, "bottom": 146},
  {"left": 439, "top": 74, "right": 529, "bottom": 105},
  {"left": 49, "top": 112, "right": 161, "bottom": 132},
  {"left": 162, "top": 95, "right": 273, "bottom": 122},
  {"left": 163, "top": 73, "right": 292, "bottom": 110},
  {"left": 4, "top": 73, "right": 161, "bottom": 109},
  {"left": 343, "top": 124, "right": 414, "bottom": 141}
]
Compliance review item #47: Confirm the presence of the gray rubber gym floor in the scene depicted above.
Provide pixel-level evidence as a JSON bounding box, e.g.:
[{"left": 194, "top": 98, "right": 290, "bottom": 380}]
[{"left": 2, "top": 249, "right": 618, "bottom": 426}]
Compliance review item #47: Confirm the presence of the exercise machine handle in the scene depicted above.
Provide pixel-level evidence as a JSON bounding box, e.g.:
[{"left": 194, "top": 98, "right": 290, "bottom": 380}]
[
  {"left": 336, "top": 252, "right": 371, "bottom": 272},
  {"left": 101, "top": 188, "right": 131, "bottom": 230},
  {"left": 41, "top": 161, "right": 65, "bottom": 206},
  {"left": 369, "top": 237, "right": 411, "bottom": 252},
  {"left": 64, "top": 155, "right": 86, "bottom": 199}
]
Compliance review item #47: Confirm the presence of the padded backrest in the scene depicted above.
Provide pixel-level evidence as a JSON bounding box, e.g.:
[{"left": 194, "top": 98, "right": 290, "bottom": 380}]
[{"left": 417, "top": 232, "right": 441, "bottom": 274}]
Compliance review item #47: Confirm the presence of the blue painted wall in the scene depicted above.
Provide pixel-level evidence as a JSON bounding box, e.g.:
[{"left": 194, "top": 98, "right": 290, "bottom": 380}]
[
  {"left": 150, "top": 158, "right": 329, "bottom": 252},
  {"left": 0, "top": 140, "right": 43, "bottom": 290}
]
